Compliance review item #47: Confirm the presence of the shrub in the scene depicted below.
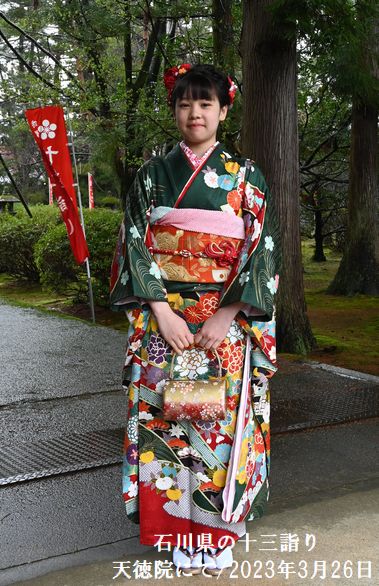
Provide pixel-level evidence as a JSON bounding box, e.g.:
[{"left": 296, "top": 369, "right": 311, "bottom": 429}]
[
  {"left": 98, "top": 195, "right": 120, "bottom": 209},
  {"left": 34, "top": 222, "right": 79, "bottom": 293},
  {"left": 34, "top": 208, "right": 123, "bottom": 305},
  {"left": 0, "top": 205, "right": 60, "bottom": 280}
]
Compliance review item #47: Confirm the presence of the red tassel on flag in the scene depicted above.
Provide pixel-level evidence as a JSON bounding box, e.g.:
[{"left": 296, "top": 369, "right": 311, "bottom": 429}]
[{"left": 25, "top": 105, "right": 89, "bottom": 264}]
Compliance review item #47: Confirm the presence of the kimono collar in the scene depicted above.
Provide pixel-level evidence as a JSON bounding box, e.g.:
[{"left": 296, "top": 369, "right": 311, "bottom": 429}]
[{"left": 180, "top": 140, "right": 219, "bottom": 169}]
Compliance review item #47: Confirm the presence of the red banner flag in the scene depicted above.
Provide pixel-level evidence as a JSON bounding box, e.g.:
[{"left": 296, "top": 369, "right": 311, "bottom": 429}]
[
  {"left": 88, "top": 172, "right": 95, "bottom": 209},
  {"left": 25, "top": 105, "right": 89, "bottom": 264}
]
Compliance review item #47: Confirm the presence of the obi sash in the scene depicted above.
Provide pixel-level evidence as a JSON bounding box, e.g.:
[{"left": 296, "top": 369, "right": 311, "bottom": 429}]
[{"left": 148, "top": 207, "right": 245, "bottom": 283}]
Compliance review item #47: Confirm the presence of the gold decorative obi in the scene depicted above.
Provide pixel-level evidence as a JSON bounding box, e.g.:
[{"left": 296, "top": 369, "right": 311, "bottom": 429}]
[{"left": 148, "top": 224, "right": 244, "bottom": 283}]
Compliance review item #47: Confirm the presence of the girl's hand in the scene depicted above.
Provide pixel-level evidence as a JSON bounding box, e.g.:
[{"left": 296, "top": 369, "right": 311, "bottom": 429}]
[
  {"left": 149, "top": 301, "right": 194, "bottom": 355},
  {"left": 194, "top": 302, "right": 245, "bottom": 351}
]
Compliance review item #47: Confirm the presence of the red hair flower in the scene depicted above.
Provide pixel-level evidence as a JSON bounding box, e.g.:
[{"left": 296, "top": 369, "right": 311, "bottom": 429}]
[{"left": 163, "top": 63, "right": 192, "bottom": 104}]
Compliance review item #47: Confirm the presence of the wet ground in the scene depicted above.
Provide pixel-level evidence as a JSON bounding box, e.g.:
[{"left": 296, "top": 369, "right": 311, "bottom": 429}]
[{"left": 0, "top": 301, "right": 378, "bottom": 585}]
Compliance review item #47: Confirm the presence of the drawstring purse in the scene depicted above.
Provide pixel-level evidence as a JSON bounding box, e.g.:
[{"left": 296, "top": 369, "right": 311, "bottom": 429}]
[{"left": 162, "top": 348, "right": 226, "bottom": 422}]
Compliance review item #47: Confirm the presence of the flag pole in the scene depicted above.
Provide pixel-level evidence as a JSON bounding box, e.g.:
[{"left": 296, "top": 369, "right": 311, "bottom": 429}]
[
  {"left": 65, "top": 109, "right": 96, "bottom": 324},
  {"left": 0, "top": 152, "right": 32, "bottom": 218}
]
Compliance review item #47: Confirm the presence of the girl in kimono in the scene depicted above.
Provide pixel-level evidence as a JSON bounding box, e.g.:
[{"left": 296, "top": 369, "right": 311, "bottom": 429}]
[{"left": 110, "top": 63, "right": 281, "bottom": 575}]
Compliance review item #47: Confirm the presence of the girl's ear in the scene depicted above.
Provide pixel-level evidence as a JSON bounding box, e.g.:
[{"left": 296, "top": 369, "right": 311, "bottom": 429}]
[{"left": 219, "top": 105, "right": 228, "bottom": 121}]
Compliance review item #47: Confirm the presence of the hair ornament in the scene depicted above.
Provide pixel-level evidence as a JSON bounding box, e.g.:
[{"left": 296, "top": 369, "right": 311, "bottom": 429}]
[
  {"left": 163, "top": 63, "right": 238, "bottom": 106},
  {"left": 163, "top": 63, "right": 192, "bottom": 103}
]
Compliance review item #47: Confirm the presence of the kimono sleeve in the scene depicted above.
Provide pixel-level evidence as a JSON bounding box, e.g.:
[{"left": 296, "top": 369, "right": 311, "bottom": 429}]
[
  {"left": 109, "top": 162, "right": 167, "bottom": 312},
  {"left": 219, "top": 164, "right": 281, "bottom": 322}
]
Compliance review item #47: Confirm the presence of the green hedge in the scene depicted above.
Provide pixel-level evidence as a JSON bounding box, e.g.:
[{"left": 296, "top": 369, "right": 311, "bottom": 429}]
[
  {"left": 0, "top": 205, "right": 123, "bottom": 306},
  {"left": 34, "top": 208, "right": 123, "bottom": 305},
  {"left": 0, "top": 205, "right": 60, "bottom": 280}
]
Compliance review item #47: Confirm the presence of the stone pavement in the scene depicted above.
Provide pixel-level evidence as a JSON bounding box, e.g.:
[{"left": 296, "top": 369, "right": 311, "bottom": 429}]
[
  {"left": 0, "top": 302, "right": 378, "bottom": 585},
  {"left": 12, "top": 477, "right": 379, "bottom": 586}
]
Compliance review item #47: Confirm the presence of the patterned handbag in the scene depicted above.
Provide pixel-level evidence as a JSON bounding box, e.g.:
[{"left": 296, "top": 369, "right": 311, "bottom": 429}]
[{"left": 162, "top": 348, "right": 226, "bottom": 422}]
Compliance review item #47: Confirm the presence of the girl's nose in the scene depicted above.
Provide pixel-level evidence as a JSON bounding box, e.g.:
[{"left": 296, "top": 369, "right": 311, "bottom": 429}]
[{"left": 189, "top": 105, "right": 201, "bottom": 118}]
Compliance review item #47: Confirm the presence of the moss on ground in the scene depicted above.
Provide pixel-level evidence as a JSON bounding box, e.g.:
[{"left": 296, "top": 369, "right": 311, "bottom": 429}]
[{"left": 301, "top": 241, "right": 378, "bottom": 375}]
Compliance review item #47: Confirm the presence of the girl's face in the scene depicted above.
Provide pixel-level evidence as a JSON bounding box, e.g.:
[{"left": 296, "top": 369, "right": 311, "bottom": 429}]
[{"left": 174, "top": 92, "right": 228, "bottom": 154}]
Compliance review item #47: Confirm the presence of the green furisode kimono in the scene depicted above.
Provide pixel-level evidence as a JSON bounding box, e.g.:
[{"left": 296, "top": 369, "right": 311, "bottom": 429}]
[{"left": 110, "top": 141, "right": 281, "bottom": 549}]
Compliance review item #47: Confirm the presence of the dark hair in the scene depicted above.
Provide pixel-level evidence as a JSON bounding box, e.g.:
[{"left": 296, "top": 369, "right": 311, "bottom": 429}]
[{"left": 170, "top": 64, "right": 231, "bottom": 108}]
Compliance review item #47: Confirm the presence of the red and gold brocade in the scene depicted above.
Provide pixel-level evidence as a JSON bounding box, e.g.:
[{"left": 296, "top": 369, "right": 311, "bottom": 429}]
[{"left": 149, "top": 223, "right": 244, "bottom": 283}]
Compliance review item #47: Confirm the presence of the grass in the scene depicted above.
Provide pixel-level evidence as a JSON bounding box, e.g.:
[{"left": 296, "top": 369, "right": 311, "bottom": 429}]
[
  {"left": 0, "top": 240, "right": 378, "bottom": 375},
  {"left": 301, "top": 240, "right": 379, "bottom": 375}
]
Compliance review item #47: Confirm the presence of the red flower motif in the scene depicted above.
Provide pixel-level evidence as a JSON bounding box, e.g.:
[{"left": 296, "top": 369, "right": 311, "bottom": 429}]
[
  {"left": 167, "top": 438, "right": 188, "bottom": 448},
  {"left": 227, "top": 189, "right": 242, "bottom": 211},
  {"left": 254, "top": 429, "right": 265, "bottom": 453},
  {"left": 184, "top": 304, "right": 206, "bottom": 324},
  {"left": 145, "top": 418, "right": 170, "bottom": 430},
  {"left": 198, "top": 292, "right": 219, "bottom": 317},
  {"left": 227, "top": 394, "right": 239, "bottom": 410},
  {"left": 219, "top": 342, "right": 244, "bottom": 374}
]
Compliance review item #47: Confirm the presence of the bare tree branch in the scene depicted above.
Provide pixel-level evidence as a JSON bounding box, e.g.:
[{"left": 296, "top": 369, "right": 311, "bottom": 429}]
[
  {"left": 0, "top": 10, "right": 83, "bottom": 90},
  {"left": 0, "top": 27, "right": 69, "bottom": 96}
]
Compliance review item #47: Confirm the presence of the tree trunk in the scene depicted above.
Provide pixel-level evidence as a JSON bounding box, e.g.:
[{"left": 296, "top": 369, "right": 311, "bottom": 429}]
[
  {"left": 313, "top": 207, "right": 326, "bottom": 261},
  {"left": 328, "top": 101, "right": 379, "bottom": 294},
  {"left": 212, "top": 0, "right": 234, "bottom": 74},
  {"left": 241, "top": 0, "right": 316, "bottom": 353}
]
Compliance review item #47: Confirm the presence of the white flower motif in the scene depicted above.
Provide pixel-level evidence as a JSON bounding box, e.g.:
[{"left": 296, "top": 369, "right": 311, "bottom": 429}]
[
  {"left": 169, "top": 423, "right": 185, "bottom": 438},
  {"left": 129, "top": 225, "right": 140, "bottom": 239},
  {"left": 174, "top": 348, "right": 209, "bottom": 380},
  {"left": 237, "top": 166, "right": 246, "bottom": 184},
  {"left": 245, "top": 182, "right": 255, "bottom": 207},
  {"left": 130, "top": 339, "right": 142, "bottom": 352},
  {"left": 196, "top": 472, "right": 210, "bottom": 482},
  {"left": 239, "top": 271, "right": 249, "bottom": 285},
  {"left": 222, "top": 151, "right": 232, "bottom": 159},
  {"left": 127, "top": 481, "right": 138, "bottom": 498},
  {"left": 139, "top": 410, "right": 153, "bottom": 420},
  {"left": 121, "top": 271, "right": 129, "bottom": 285},
  {"left": 177, "top": 445, "right": 201, "bottom": 458},
  {"left": 204, "top": 171, "right": 219, "bottom": 189},
  {"left": 252, "top": 218, "right": 261, "bottom": 240},
  {"left": 265, "top": 236, "right": 274, "bottom": 251},
  {"left": 155, "top": 379, "right": 166, "bottom": 394},
  {"left": 155, "top": 476, "right": 174, "bottom": 490},
  {"left": 268, "top": 346, "right": 276, "bottom": 362},
  {"left": 149, "top": 261, "right": 161, "bottom": 279},
  {"left": 37, "top": 119, "right": 57, "bottom": 140},
  {"left": 266, "top": 277, "right": 278, "bottom": 295},
  {"left": 220, "top": 203, "right": 236, "bottom": 215},
  {"left": 228, "top": 321, "right": 244, "bottom": 344}
]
